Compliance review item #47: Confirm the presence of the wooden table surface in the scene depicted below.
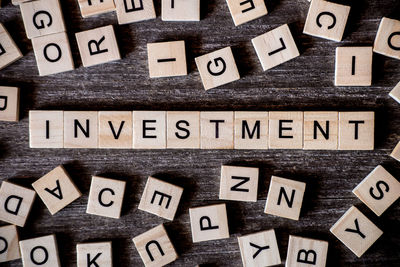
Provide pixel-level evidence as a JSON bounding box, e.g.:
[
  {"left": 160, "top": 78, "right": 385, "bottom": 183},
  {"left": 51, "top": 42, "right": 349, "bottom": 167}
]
[{"left": 1, "top": 0, "right": 400, "bottom": 266}]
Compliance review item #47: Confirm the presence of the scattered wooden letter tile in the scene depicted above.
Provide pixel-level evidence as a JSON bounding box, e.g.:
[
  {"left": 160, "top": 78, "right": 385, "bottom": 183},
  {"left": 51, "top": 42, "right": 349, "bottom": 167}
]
[
  {"left": 338, "top": 112, "right": 374, "bottom": 150},
  {"left": 98, "top": 111, "right": 133, "bottom": 149},
  {"left": 167, "top": 111, "right": 200, "bottom": 148},
  {"left": 132, "top": 224, "right": 178, "bottom": 267},
  {"left": 237, "top": 229, "right": 281, "bottom": 267},
  {"left": 138, "top": 176, "right": 183, "bottom": 220},
  {"left": 64, "top": 111, "right": 98, "bottom": 148},
  {"left": 352, "top": 165, "right": 400, "bottom": 216},
  {"left": 77, "top": 0, "right": 115, "bottom": 18},
  {"left": 330, "top": 206, "right": 383, "bottom": 257},
  {"left": 115, "top": 0, "right": 156, "bottom": 24},
  {"left": 161, "top": 0, "right": 200, "bottom": 21},
  {"left": 147, "top": 41, "right": 187, "bottom": 78},
  {"left": 133, "top": 111, "right": 166, "bottom": 149},
  {"left": 77, "top": 242, "right": 112, "bottom": 267},
  {"left": 195, "top": 47, "right": 240, "bottom": 90},
  {"left": 76, "top": 25, "right": 121, "bottom": 68},
  {"left": 286, "top": 235, "right": 328, "bottom": 267},
  {"left": 32, "top": 165, "right": 81, "bottom": 215},
  {"left": 189, "top": 203, "right": 229, "bottom": 243},
  {"left": 32, "top": 32, "right": 75, "bottom": 76},
  {"left": 0, "top": 24, "right": 22, "bottom": 70},
  {"left": 0, "top": 225, "right": 20, "bottom": 263},
  {"left": 389, "top": 81, "right": 400, "bottom": 104},
  {"left": 20, "top": 0, "right": 66, "bottom": 39},
  {"left": 374, "top": 17, "right": 400, "bottom": 60},
  {"left": 29, "top": 110, "right": 64, "bottom": 148},
  {"left": 303, "top": 111, "right": 338, "bottom": 150},
  {"left": 264, "top": 176, "right": 306, "bottom": 220},
  {"left": 12, "top": 0, "right": 32, "bottom": 5},
  {"left": 200, "top": 111, "right": 234, "bottom": 149},
  {"left": 19, "top": 234, "right": 60, "bottom": 267},
  {"left": 219, "top": 165, "right": 259, "bottom": 202},
  {"left": 0, "top": 86, "right": 19, "bottom": 122},
  {"left": 390, "top": 141, "right": 400, "bottom": 162},
  {"left": 303, "top": 0, "right": 350, "bottom": 42},
  {"left": 86, "top": 176, "right": 126, "bottom": 219},
  {"left": 234, "top": 111, "right": 268, "bottom": 149},
  {"left": 226, "top": 0, "right": 268, "bottom": 26},
  {"left": 252, "top": 24, "right": 300, "bottom": 71},
  {"left": 0, "top": 181, "right": 35, "bottom": 227},
  {"left": 269, "top": 111, "right": 303, "bottom": 149}
]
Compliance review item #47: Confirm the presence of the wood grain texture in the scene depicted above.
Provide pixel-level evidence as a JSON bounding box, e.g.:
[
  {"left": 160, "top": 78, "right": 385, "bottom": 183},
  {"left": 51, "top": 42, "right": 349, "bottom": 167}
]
[{"left": 0, "top": 0, "right": 400, "bottom": 266}]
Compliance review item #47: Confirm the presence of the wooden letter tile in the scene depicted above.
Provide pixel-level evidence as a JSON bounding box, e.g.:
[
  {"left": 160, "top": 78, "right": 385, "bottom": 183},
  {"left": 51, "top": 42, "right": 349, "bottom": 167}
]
[
  {"left": 234, "top": 111, "right": 268, "bottom": 149},
  {"left": 189, "top": 203, "right": 229, "bottom": 243},
  {"left": 0, "top": 225, "right": 20, "bottom": 263},
  {"left": 200, "top": 111, "right": 234, "bottom": 149},
  {"left": 389, "top": 81, "right": 400, "bottom": 104},
  {"left": 19, "top": 234, "right": 60, "bottom": 267},
  {"left": 252, "top": 24, "right": 300, "bottom": 71},
  {"left": 12, "top": 0, "right": 32, "bottom": 5},
  {"left": 264, "top": 176, "right": 306, "bottom": 220},
  {"left": 0, "top": 24, "right": 22, "bottom": 70},
  {"left": 138, "top": 176, "right": 183, "bottom": 220},
  {"left": 226, "top": 0, "right": 268, "bottom": 26},
  {"left": 29, "top": 110, "right": 64, "bottom": 148},
  {"left": 286, "top": 235, "right": 328, "bottom": 267},
  {"left": 86, "top": 176, "right": 126, "bottom": 219},
  {"left": 32, "top": 165, "right": 81, "bottom": 215},
  {"left": 161, "top": 0, "right": 200, "bottom": 21},
  {"left": 303, "top": 0, "right": 350, "bottom": 42},
  {"left": 64, "top": 111, "right": 98, "bottom": 148},
  {"left": 167, "top": 111, "right": 200, "bottom": 148},
  {"left": 99, "top": 111, "right": 133, "bottom": 149},
  {"left": 237, "top": 229, "right": 281, "bottom": 267},
  {"left": 390, "top": 141, "right": 400, "bottom": 162},
  {"left": 269, "top": 111, "right": 303, "bottom": 149},
  {"left": 195, "top": 47, "right": 240, "bottom": 90},
  {"left": 353, "top": 165, "right": 400, "bottom": 216},
  {"left": 133, "top": 111, "right": 166, "bottom": 149},
  {"left": 338, "top": 112, "right": 374, "bottom": 150},
  {"left": 147, "top": 41, "right": 187, "bottom": 78},
  {"left": 373, "top": 17, "right": 400, "bottom": 60},
  {"left": 0, "top": 86, "right": 19, "bottom": 122},
  {"left": 219, "top": 165, "right": 259, "bottom": 202},
  {"left": 77, "top": 242, "right": 112, "bottom": 267},
  {"left": 132, "top": 224, "right": 178, "bottom": 267},
  {"left": 330, "top": 206, "right": 383, "bottom": 257},
  {"left": 115, "top": 0, "right": 156, "bottom": 24},
  {"left": 303, "top": 111, "right": 338, "bottom": 150},
  {"left": 0, "top": 181, "right": 35, "bottom": 227},
  {"left": 78, "top": 0, "right": 115, "bottom": 18}
]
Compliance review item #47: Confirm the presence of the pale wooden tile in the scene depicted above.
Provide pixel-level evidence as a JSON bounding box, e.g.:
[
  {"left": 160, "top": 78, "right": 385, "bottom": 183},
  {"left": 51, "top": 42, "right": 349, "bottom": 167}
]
[
  {"left": 338, "top": 112, "right": 374, "bottom": 150},
  {"left": 12, "top": 0, "right": 31, "bottom": 5},
  {"left": 303, "top": 111, "right": 338, "bottom": 150},
  {"left": 200, "top": 111, "right": 234, "bottom": 149},
  {"left": 389, "top": 81, "right": 400, "bottom": 104},
  {"left": 269, "top": 111, "right": 303, "bottom": 149},
  {"left": 64, "top": 111, "right": 98, "bottom": 148},
  {"left": 161, "top": 0, "right": 200, "bottom": 21},
  {"left": 132, "top": 111, "right": 166, "bottom": 149},
  {"left": 77, "top": 242, "right": 112, "bottom": 267},
  {"left": 167, "top": 111, "right": 200, "bottom": 148},
  {"left": 20, "top": 234, "right": 60, "bottom": 267},
  {"left": 390, "top": 141, "right": 400, "bottom": 162},
  {"left": 234, "top": 111, "right": 268, "bottom": 149},
  {"left": 29, "top": 110, "right": 64, "bottom": 148},
  {"left": 98, "top": 111, "right": 133, "bottom": 149},
  {"left": 286, "top": 235, "right": 328, "bottom": 267},
  {"left": 374, "top": 17, "right": 400, "bottom": 60},
  {"left": 0, "top": 225, "right": 20, "bottom": 263},
  {"left": 115, "top": 0, "right": 156, "bottom": 24},
  {"left": 0, "top": 23, "right": 22, "bottom": 70},
  {"left": 77, "top": 0, "right": 115, "bottom": 18},
  {"left": 0, "top": 86, "right": 19, "bottom": 122},
  {"left": 226, "top": 0, "right": 268, "bottom": 26}
]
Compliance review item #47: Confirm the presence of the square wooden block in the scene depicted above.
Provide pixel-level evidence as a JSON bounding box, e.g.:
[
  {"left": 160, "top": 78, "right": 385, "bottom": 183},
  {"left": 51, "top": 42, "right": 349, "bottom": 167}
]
[
  {"left": 195, "top": 47, "right": 240, "bottom": 90},
  {"left": 330, "top": 206, "right": 383, "bottom": 257},
  {"left": 29, "top": 110, "right": 64, "bottom": 148},
  {"left": 12, "top": 0, "right": 31, "bottom": 5},
  {"left": 77, "top": 242, "right": 112, "bottom": 267},
  {"left": 226, "top": 0, "right": 268, "bottom": 26},
  {"left": 238, "top": 229, "right": 281, "bottom": 267},
  {"left": 133, "top": 111, "right": 166, "bottom": 149},
  {"left": 374, "top": 17, "right": 400, "bottom": 60},
  {"left": 32, "top": 165, "right": 81, "bottom": 215},
  {"left": 167, "top": 111, "right": 200, "bottom": 148},
  {"left": 390, "top": 141, "right": 400, "bottom": 162},
  {"left": 234, "top": 111, "right": 268, "bottom": 149},
  {"left": 20, "top": 0, "right": 65, "bottom": 39},
  {"left": 161, "top": 0, "right": 200, "bottom": 21},
  {"left": 99, "top": 111, "right": 133, "bottom": 149},
  {"left": 219, "top": 165, "right": 259, "bottom": 202},
  {"left": 389, "top": 81, "right": 400, "bottom": 104},
  {"left": 252, "top": 24, "right": 300, "bottom": 71},
  {"left": 338, "top": 112, "right": 374, "bottom": 150},
  {"left": 303, "top": 0, "right": 350, "bottom": 42},
  {"left": 303, "top": 111, "right": 338, "bottom": 150},
  {"left": 76, "top": 25, "right": 121, "bottom": 68},
  {"left": 189, "top": 203, "right": 229, "bottom": 243},
  {"left": 269, "top": 111, "right": 303, "bottom": 149},
  {"left": 264, "top": 176, "right": 306, "bottom": 220},
  {"left": 147, "top": 41, "right": 187, "bottom": 78},
  {"left": 200, "top": 111, "right": 234, "bottom": 149},
  {"left": 0, "top": 23, "right": 22, "bottom": 70},
  {"left": 77, "top": 0, "right": 115, "bottom": 18},
  {"left": 115, "top": 0, "right": 156, "bottom": 24},
  {"left": 138, "top": 176, "right": 183, "bottom": 220},
  {"left": 20, "top": 234, "right": 60, "bottom": 267},
  {"left": 32, "top": 32, "right": 75, "bottom": 76},
  {"left": 0, "top": 181, "right": 35, "bottom": 227},
  {"left": 353, "top": 165, "right": 400, "bottom": 216},
  {"left": 286, "top": 235, "right": 328, "bottom": 267},
  {"left": 0, "top": 86, "right": 19, "bottom": 122},
  {"left": 335, "top": 47, "right": 373, "bottom": 86},
  {"left": 0, "top": 225, "right": 20, "bottom": 263},
  {"left": 64, "top": 111, "right": 98, "bottom": 148},
  {"left": 86, "top": 176, "right": 126, "bottom": 219},
  {"left": 132, "top": 224, "right": 178, "bottom": 267}
]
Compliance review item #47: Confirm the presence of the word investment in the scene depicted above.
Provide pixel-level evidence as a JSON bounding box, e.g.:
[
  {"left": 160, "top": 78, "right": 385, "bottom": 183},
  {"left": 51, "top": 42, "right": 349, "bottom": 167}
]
[{"left": 28, "top": 111, "right": 375, "bottom": 150}]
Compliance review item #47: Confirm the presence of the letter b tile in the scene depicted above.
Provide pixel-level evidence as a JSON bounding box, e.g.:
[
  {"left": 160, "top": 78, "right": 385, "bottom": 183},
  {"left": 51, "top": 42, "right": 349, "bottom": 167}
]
[{"left": 286, "top": 235, "right": 328, "bottom": 267}]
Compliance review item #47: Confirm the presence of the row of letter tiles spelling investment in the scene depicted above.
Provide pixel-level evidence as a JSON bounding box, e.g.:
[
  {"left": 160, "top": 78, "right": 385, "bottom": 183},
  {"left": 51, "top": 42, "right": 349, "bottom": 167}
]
[{"left": 28, "top": 110, "right": 375, "bottom": 150}]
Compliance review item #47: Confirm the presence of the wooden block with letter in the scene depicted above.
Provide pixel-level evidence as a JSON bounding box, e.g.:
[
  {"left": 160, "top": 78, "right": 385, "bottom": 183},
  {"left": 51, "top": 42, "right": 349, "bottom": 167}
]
[
  {"left": 138, "top": 176, "right": 183, "bottom": 220},
  {"left": 161, "top": 0, "right": 200, "bottom": 21},
  {"left": 390, "top": 141, "right": 400, "bottom": 162},
  {"left": 32, "top": 165, "right": 81, "bottom": 215},
  {"left": 264, "top": 176, "right": 306, "bottom": 220},
  {"left": 0, "top": 24, "right": 22, "bottom": 70},
  {"left": 167, "top": 111, "right": 200, "bottom": 148},
  {"left": 269, "top": 111, "right": 303, "bottom": 149},
  {"left": 303, "top": 0, "right": 350, "bottom": 42},
  {"left": 0, "top": 86, "right": 19, "bottom": 122},
  {"left": 12, "top": 0, "right": 31, "bottom": 5},
  {"left": 330, "top": 206, "right": 383, "bottom": 257},
  {"left": 86, "top": 176, "right": 126, "bottom": 219},
  {"left": 352, "top": 165, "right": 400, "bottom": 216},
  {"left": 389, "top": 81, "right": 400, "bottom": 104},
  {"left": 64, "top": 111, "right": 98, "bottom": 148},
  {"left": 200, "top": 112, "right": 234, "bottom": 149},
  {"left": 29, "top": 110, "right": 64, "bottom": 148},
  {"left": 115, "top": 0, "right": 156, "bottom": 24},
  {"left": 252, "top": 24, "right": 300, "bottom": 71},
  {"left": 374, "top": 17, "right": 400, "bottom": 60},
  {"left": 0, "top": 225, "right": 20, "bottom": 263},
  {"left": 226, "top": 0, "right": 268, "bottom": 26},
  {"left": 189, "top": 203, "right": 229, "bottom": 243},
  {"left": 286, "top": 235, "right": 328, "bottom": 267},
  {"left": 19, "top": 234, "right": 60, "bottom": 267},
  {"left": 133, "top": 111, "right": 166, "bottom": 149},
  {"left": 77, "top": 0, "right": 115, "bottom": 18},
  {"left": 338, "top": 112, "right": 374, "bottom": 150},
  {"left": 132, "top": 224, "right": 178, "bottom": 267},
  {"left": 99, "top": 111, "right": 133, "bottom": 148},
  {"left": 76, "top": 25, "right": 121, "bottom": 68},
  {"left": 77, "top": 242, "right": 112, "bottom": 267},
  {"left": 0, "top": 181, "right": 36, "bottom": 227},
  {"left": 234, "top": 111, "right": 268, "bottom": 149},
  {"left": 195, "top": 47, "right": 240, "bottom": 90},
  {"left": 303, "top": 111, "right": 338, "bottom": 150}
]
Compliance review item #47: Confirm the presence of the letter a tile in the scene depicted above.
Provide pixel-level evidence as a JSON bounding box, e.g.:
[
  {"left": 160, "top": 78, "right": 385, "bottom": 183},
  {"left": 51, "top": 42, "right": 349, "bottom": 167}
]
[{"left": 286, "top": 235, "right": 328, "bottom": 267}]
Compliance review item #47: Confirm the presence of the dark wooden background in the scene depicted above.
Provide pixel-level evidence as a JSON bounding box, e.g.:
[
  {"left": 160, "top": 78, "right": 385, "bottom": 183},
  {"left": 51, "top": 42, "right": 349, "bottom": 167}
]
[{"left": 1, "top": 0, "right": 400, "bottom": 266}]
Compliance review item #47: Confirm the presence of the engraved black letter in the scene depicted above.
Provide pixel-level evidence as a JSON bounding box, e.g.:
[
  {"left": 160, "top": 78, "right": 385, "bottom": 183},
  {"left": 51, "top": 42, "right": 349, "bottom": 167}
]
[
  {"left": 230, "top": 176, "right": 250, "bottom": 192},
  {"left": 369, "top": 180, "right": 389, "bottom": 200},
  {"left": 145, "top": 240, "right": 164, "bottom": 261},
  {"left": 242, "top": 120, "right": 260, "bottom": 139},
  {"left": 175, "top": 120, "right": 190, "bottom": 139},
  {"left": 74, "top": 119, "right": 90, "bottom": 138},
  {"left": 277, "top": 187, "right": 295, "bottom": 208},
  {"left": 88, "top": 36, "right": 108, "bottom": 56},
  {"left": 348, "top": 120, "right": 364, "bottom": 140},
  {"left": 297, "top": 249, "right": 317, "bottom": 264},
  {"left": 207, "top": 57, "right": 226, "bottom": 76},
  {"left": 98, "top": 188, "right": 115, "bottom": 207},
  {"left": 87, "top": 252, "right": 102, "bottom": 267},
  {"left": 316, "top": 11, "right": 336, "bottom": 29},
  {"left": 345, "top": 218, "right": 366, "bottom": 238},
  {"left": 4, "top": 195, "right": 22, "bottom": 215},
  {"left": 200, "top": 216, "right": 219, "bottom": 230},
  {"left": 151, "top": 191, "right": 172, "bottom": 209},
  {"left": 43, "top": 43, "right": 62, "bottom": 63},
  {"left": 33, "top": 11, "right": 52, "bottom": 30},
  {"left": 388, "top": 31, "right": 400, "bottom": 51},
  {"left": 30, "top": 246, "right": 49, "bottom": 265},
  {"left": 44, "top": 179, "right": 63, "bottom": 200},
  {"left": 279, "top": 120, "right": 293, "bottom": 138},
  {"left": 0, "top": 96, "right": 7, "bottom": 111},
  {"left": 313, "top": 121, "right": 329, "bottom": 140}
]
